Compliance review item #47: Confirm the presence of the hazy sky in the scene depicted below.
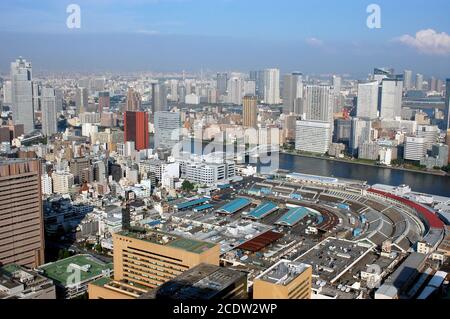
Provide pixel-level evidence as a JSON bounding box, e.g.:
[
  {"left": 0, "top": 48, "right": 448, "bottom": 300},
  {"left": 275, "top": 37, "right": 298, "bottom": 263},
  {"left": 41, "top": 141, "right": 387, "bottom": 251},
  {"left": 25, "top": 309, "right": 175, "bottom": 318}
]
[{"left": 1, "top": 0, "right": 450, "bottom": 77}]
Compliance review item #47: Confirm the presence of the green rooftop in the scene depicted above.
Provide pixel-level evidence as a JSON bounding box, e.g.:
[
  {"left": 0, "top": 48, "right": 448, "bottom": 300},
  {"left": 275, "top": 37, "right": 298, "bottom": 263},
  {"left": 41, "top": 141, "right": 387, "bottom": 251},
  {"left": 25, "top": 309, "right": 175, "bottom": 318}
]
[
  {"left": 119, "top": 229, "right": 216, "bottom": 254},
  {"left": 39, "top": 255, "right": 113, "bottom": 287},
  {"left": 167, "top": 237, "right": 216, "bottom": 254}
]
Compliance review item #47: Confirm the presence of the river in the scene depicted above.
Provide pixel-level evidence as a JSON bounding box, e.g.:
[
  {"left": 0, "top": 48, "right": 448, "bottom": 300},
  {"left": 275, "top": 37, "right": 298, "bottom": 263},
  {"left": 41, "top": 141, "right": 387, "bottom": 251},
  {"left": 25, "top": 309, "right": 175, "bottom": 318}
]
[
  {"left": 158, "top": 137, "right": 450, "bottom": 197},
  {"left": 276, "top": 153, "right": 450, "bottom": 197}
]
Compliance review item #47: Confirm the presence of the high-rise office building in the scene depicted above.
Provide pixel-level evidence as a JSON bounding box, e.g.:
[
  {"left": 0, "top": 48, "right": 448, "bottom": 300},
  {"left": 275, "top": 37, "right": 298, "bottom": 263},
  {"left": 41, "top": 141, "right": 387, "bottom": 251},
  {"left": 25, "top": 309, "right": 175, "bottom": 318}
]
[
  {"left": 332, "top": 75, "right": 342, "bottom": 95},
  {"left": 152, "top": 83, "right": 168, "bottom": 113},
  {"left": 40, "top": 87, "right": 58, "bottom": 137},
  {"left": 295, "top": 120, "right": 332, "bottom": 154},
  {"left": 415, "top": 73, "right": 424, "bottom": 90},
  {"left": 126, "top": 88, "right": 141, "bottom": 112},
  {"left": 282, "top": 73, "right": 303, "bottom": 114},
  {"left": 253, "top": 260, "right": 312, "bottom": 299},
  {"left": 0, "top": 159, "right": 45, "bottom": 268},
  {"left": 350, "top": 118, "right": 372, "bottom": 156},
  {"left": 403, "top": 70, "right": 413, "bottom": 90},
  {"left": 216, "top": 73, "right": 228, "bottom": 97},
  {"left": 380, "top": 79, "right": 403, "bottom": 119},
  {"left": 228, "top": 77, "right": 243, "bottom": 105},
  {"left": 263, "top": 68, "right": 281, "bottom": 105},
  {"left": 98, "top": 91, "right": 110, "bottom": 113},
  {"left": 357, "top": 81, "right": 379, "bottom": 119},
  {"left": 417, "top": 125, "right": 439, "bottom": 151},
  {"left": 334, "top": 118, "right": 352, "bottom": 145},
  {"left": 10, "top": 58, "right": 34, "bottom": 133},
  {"left": 303, "top": 85, "right": 333, "bottom": 123},
  {"left": 154, "top": 111, "right": 181, "bottom": 151},
  {"left": 75, "top": 87, "right": 89, "bottom": 114},
  {"left": 88, "top": 230, "right": 220, "bottom": 299},
  {"left": 243, "top": 96, "right": 258, "bottom": 128},
  {"left": 55, "top": 88, "right": 64, "bottom": 112},
  {"left": 373, "top": 67, "right": 392, "bottom": 83},
  {"left": 250, "top": 70, "right": 265, "bottom": 98},
  {"left": 124, "top": 111, "right": 149, "bottom": 151},
  {"left": 429, "top": 77, "right": 437, "bottom": 92}
]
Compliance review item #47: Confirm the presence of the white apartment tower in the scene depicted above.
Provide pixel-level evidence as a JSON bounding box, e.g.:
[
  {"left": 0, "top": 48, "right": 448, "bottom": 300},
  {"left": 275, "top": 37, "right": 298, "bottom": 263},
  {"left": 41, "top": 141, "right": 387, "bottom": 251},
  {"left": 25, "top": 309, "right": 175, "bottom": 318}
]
[
  {"left": 303, "top": 85, "right": 333, "bottom": 123},
  {"left": 263, "top": 68, "right": 281, "bottom": 105},
  {"left": 154, "top": 111, "right": 181, "bottom": 151},
  {"left": 380, "top": 79, "right": 403, "bottom": 120},
  {"left": 357, "top": 81, "right": 379, "bottom": 119},
  {"left": 295, "top": 120, "right": 332, "bottom": 154}
]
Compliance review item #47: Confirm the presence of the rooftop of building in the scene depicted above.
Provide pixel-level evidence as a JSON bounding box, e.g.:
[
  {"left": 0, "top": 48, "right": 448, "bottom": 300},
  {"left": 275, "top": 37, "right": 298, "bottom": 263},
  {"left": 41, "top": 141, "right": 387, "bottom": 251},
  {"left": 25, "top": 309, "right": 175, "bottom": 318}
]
[
  {"left": 0, "top": 264, "right": 54, "bottom": 299},
  {"left": 256, "top": 260, "right": 310, "bottom": 286},
  {"left": 39, "top": 254, "right": 113, "bottom": 287},
  {"left": 118, "top": 229, "right": 217, "bottom": 254},
  {"left": 139, "top": 263, "right": 246, "bottom": 299}
]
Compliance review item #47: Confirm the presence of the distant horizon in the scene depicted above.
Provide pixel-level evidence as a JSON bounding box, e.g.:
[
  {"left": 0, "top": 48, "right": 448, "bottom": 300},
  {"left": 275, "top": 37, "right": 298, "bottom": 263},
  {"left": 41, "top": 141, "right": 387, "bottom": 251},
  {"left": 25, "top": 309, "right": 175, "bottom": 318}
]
[{"left": 1, "top": 0, "right": 450, "bottom": 77}]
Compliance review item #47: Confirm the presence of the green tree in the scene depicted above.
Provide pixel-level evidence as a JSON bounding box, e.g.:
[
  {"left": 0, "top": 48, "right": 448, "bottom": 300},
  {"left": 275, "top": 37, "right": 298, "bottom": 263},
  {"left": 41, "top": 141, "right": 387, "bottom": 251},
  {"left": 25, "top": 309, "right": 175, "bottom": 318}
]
[{"left": 181, "top": 180, "right": 195, "bottom": 192}]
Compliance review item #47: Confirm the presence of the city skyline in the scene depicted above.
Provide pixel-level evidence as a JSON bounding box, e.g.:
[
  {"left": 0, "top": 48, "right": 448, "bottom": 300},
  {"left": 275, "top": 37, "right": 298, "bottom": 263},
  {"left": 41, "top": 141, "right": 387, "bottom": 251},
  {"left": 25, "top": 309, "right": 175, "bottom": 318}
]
[{"left": 0, "top": 1, "right": 450, "bottom": 75}]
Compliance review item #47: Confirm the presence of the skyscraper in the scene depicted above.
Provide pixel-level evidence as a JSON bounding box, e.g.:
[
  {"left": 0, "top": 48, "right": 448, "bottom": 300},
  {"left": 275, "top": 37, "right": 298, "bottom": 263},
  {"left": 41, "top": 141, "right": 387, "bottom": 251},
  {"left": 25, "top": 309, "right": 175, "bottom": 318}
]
[
  {"left": 227, "top": 77, "right": 243, "bottom": 105},
  {"left": 98, "top": 91, "right": 110, "bottom": 113},
  {"left": 282, "top": 73, "right": 303, "bottom": 114},
  {"left": 154, "top": 111, "right": 181, "bottom": 151},
  {"left": 124, "top": 111, "right": 149, "bottom": 151},
  {"left": 403, "top": 70, "right": 413, "bottom": 90},
  {"left": 332, "top": 75, "right": 342, "bottom": 95},
  {"left": 357, "top": 81, "right": 379, "bottom": 119},
  {"left": 0, "top": 159, "right": 45, "bottom": 268},
  {"left": 216, "top": 73, "right": 228, "bottom": 97},
  {"left": 75, "top": 87, "right": 89, "bottom": 113},
  {"left": 10, "top": 58, "right": 34, "bottom": 133},
  {"left": 250, "top": 70, "right": 265, "bottom": 98},
  {"left": 415, "top": 73, "right": 424, "bottom": 90},
  {"left": 126, "top": 87, "right": 141, "bottom": 112},
  {"left": 303, "top": 85, "right": 333, "bottom": 123},
  {"left": 380, "top": 79, "right": 403, "bottom": 119},
  {"left": 350, "top": 118, "right": 373, "bottom": 156},
  {"left": 152, "top": 83, "right": 168, "bottom": 113},
  {"left": 429, "top": 77, "right": 437, "bottom": 92},
  {"left": 263, "top": 68, "right": 281, "bottom": 105},
  {"left": 243, "top": 95, "right": 258, "bottom": 128},
  {"left": 40, "top": 87, "right": 58, "bottom": 137}
]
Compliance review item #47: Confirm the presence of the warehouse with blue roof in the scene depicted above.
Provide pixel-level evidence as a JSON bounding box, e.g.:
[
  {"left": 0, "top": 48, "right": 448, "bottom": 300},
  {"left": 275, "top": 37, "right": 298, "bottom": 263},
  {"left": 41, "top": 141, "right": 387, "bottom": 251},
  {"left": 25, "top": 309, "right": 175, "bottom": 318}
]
[
  {"left": 217, "top": 198, "right": 252, "bottom": 215},
  {"left": 246, "top": 202, "right": 279, "bottom": 220},
  {"left": 193, "top": 204, "right": 214, "bottom": 212},
  {"left": 275, "top": 206, "right": 311, "bottom": 227},
  {"left": 174, "top": 197, "right": 209, "bottom": 211}
]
